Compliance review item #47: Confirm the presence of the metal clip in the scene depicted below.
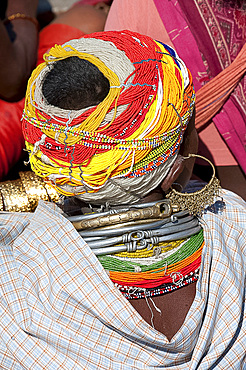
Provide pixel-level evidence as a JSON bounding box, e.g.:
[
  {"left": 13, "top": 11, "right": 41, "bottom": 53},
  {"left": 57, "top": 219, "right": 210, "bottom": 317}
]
[{"left": 73, "top": 200, "right": 173, "bottom": 230}]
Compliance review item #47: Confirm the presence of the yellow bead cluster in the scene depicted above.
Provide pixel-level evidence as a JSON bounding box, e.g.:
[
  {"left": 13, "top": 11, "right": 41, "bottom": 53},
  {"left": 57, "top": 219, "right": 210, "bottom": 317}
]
[{"left": 114, "top": 238, "right": 184, "bottom": 258}]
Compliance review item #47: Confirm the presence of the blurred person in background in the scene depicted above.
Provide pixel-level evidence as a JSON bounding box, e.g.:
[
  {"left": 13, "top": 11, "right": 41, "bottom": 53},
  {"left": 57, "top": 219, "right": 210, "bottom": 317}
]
[{"left": 0, "top": 0, "right": 110, "bottom": 181}]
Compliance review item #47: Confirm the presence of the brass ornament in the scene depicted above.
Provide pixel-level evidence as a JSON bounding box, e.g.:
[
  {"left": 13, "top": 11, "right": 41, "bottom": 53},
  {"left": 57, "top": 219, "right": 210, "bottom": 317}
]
[
  {"left": 0, "top": 192, "right": 3, "bottom": 212},
  {"left": 166, "top": 154, "right": 221, "bottom": 216},
  {"left": 0, "top": 179, "right": 32, "bottom": 212},
  {"left": 72, "top": 200, "right": 174, "bottom": 230},
  {"left": 0, "top": 171, "right": 59, "bottom": 212}
]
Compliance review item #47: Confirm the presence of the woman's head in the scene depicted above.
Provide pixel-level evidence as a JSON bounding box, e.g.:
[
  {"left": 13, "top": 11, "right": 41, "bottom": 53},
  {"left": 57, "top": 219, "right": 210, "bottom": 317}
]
[{"left": 22, "top": 30, "right": 196, "bottom": 204}]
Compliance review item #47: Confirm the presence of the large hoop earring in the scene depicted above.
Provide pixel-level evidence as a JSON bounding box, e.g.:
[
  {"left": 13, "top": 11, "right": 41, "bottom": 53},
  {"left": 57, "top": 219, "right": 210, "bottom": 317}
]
[{"left": 166, "top": 154, "right": 221, "bottom": 215}]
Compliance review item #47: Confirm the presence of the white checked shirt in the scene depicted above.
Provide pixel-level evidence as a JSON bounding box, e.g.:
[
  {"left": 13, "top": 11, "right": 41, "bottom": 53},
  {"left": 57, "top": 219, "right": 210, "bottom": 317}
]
[{"left": 0, "top": 189, "right": 245, "bottom": 369}]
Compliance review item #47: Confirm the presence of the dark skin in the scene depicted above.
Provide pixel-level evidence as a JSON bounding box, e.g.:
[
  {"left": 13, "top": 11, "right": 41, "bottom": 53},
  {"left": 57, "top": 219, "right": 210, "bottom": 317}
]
[
  {"left": 0, "top": 0, "right": 38, "bottom": 101},
  {"left": 131, "top": 283, "right": 197, "bottom": 341},
  {"left": 129, "top": 112, "right": 199, "bottom": 341}
]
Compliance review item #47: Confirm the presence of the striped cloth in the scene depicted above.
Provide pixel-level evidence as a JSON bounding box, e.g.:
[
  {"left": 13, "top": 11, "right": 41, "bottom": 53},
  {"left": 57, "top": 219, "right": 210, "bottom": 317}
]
[{"left": 0, "top": 189, "right": 245, "bottom": 369}]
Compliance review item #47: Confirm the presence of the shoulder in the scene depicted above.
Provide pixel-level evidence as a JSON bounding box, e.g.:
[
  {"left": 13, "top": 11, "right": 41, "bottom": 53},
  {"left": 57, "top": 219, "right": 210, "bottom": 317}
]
[
  {"left": 203, "top": 188, "right": 246, "bottom": 229},
  {"left": 201, "top": 188, "right": 246, "bottom": 258}
]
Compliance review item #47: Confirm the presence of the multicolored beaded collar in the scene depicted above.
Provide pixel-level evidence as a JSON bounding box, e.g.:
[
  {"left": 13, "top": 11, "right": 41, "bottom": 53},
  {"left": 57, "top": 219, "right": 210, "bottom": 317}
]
[
  {"left": 99, "top": 229, "right": 203, "bottom": 299},
  {"left": 68, "top": 199, "right": 203, "bottom": 300}
]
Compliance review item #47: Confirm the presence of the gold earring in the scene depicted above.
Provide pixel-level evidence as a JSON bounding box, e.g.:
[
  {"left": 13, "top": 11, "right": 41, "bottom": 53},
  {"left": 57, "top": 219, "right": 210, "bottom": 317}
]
[{"left": 166, "top": 154, "right": 221, "bottom": 216}]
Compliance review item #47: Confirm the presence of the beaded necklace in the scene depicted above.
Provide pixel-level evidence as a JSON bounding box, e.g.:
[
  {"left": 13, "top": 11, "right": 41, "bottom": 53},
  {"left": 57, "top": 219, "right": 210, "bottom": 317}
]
[
  {"left": 98, "top": 229, "right": 203, "bottom": 299},
  {"left": 64, "top": 197, "right": 204, "bottom": 300}
]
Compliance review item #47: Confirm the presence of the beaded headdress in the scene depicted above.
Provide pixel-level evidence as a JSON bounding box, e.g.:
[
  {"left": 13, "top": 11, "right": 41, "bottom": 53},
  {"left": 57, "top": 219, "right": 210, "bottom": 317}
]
[{"left": 22, "top": 30, "right": 195, "bottom": 205}]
